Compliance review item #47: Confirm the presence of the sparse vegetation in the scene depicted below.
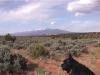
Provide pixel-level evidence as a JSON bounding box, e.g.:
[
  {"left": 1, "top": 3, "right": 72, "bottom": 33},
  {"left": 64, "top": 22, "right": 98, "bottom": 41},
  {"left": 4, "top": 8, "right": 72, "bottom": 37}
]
[
  {"left": 28, "top": 44, "right": 49, "bottom": 58},
  {"left": 0, "top": 33, "right": 100, "bottom": 75}
]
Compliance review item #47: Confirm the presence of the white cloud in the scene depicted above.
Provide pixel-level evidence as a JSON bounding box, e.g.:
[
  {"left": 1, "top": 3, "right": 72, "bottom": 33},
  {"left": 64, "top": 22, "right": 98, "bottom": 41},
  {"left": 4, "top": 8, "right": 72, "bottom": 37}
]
[
  {"left": 50, "top": 21, "right": 56, "bottom": 25},
  {"left": 0, "top": 2, "right": 49, "bottom": 21},
  {"left": 0, "top": 0, "right": 68, "bottom": 22},
  {"left": 67, "top": 0, "right": 100, "bottom": 16},
  {"left": 0, "top": 3, "right": 41, "bottom": 20}
]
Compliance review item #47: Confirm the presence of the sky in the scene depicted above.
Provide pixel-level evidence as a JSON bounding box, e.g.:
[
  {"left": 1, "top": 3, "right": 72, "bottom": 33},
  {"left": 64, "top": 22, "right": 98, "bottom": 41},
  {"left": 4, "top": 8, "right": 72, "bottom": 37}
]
[{"left": 0, "top": 0, "right": 100, "bottom": 34}]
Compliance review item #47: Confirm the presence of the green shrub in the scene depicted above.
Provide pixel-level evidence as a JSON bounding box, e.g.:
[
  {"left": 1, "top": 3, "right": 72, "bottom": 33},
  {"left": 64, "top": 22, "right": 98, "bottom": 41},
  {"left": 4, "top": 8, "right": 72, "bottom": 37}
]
[
  {"left": 27, "top": 64, "right": 38, "bottom": 71},
  {"left": 58, "top": 40, "right": 66, "bottom": 46},
  {"left": 71, "top": 35, "right": 78, "bottom": 40},
  {"left": 0, "top": 45, "right": 11, "bottom": 62},
  {"left": 36, "top": 67, "right": 54, "bottom": 75},
  {"left": 44, "top": 43, "right": 51, "bottom": 47},
  {"left": 13, "top": 43, "right": 26, "bottom": 49},
  {"left": 4, "top": 34, "right": 16, "bottom": 42},
  {"left": 0, "top": 45, "right": 28, "bottom": 74},
  {"left": 28, "top": 45, "right": 49, "bottom": 58},
  {"left": 36, "top": 67, "right": 45, "bottom": 75},
  {"left": 67, "top": 44, "right": 88, "bottom": 57}
]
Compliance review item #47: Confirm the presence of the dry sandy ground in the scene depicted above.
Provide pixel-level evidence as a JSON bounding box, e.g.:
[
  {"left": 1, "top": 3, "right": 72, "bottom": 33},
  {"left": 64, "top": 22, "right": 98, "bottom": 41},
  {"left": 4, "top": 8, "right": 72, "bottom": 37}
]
[{"left": 14, "top": 46, "right": 100, "bottom": 75}]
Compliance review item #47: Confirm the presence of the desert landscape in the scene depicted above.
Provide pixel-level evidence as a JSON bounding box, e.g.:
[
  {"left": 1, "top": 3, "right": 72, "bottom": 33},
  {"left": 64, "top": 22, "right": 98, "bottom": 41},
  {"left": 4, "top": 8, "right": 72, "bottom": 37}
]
[
  {"left": 0, "top": 0, "right": 100, "bottom": 75},
  {"left": 0, "top": 32, "right": 100, "bottom": 75}
]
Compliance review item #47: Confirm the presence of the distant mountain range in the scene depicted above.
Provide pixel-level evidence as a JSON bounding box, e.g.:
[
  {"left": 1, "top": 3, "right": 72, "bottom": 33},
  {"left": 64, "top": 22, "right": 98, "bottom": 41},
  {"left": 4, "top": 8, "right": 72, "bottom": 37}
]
[{"left": 12, "top": 29, "right": 70, "bottom": 36}]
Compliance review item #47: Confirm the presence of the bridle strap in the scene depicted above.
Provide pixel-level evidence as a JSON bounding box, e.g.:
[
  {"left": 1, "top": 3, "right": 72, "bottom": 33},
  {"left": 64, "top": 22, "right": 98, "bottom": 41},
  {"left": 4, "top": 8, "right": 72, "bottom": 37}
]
[{"left": 69, "top": 69, "right": 72, "bottom": 75}]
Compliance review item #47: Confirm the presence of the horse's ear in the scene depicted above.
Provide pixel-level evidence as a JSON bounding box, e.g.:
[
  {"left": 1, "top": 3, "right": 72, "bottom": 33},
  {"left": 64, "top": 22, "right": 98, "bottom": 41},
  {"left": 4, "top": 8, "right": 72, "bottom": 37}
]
[
  {"left": 68, "top": 53, "right": 73, "bottom": 59},
  {"left": 66, "top": 52, "right": 73, "bottom": 59}
]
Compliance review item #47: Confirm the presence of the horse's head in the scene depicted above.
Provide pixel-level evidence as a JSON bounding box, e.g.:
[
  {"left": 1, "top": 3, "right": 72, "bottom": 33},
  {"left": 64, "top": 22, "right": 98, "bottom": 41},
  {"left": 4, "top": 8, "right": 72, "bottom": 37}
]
[
  {"left": 61, "top": 54, "right": 74, "bottom": 73},
  {"left": 61, "top": 54, "right": 95, "bottom": 75}
]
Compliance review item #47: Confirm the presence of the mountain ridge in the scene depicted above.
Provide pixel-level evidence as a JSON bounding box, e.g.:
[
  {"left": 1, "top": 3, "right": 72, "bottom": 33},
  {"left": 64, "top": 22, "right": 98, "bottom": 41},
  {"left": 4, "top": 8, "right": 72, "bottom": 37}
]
[{"left": 12, "top": 29, "right": 70, "bottom": 36}]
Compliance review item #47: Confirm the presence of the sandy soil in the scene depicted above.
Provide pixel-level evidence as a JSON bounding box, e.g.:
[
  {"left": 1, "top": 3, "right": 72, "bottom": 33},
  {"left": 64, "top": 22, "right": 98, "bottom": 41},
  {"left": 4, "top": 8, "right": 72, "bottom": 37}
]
[{"left": 14, "top": 46, "right": 100, "bottom": 75}]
